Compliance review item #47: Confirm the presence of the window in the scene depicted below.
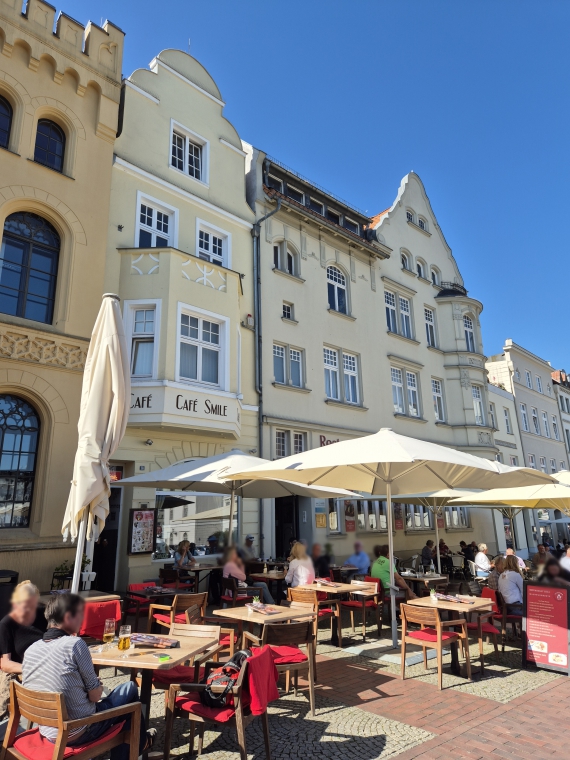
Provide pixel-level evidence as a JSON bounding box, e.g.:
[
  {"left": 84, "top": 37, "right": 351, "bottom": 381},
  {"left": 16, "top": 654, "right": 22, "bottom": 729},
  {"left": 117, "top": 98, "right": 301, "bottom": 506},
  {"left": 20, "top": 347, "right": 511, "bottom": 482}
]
[
  {"left": 430, "top": 268, "right": 440, "bottom": 286},
  {"left": 495, "top": 452, "right": 503, "bottom": 463},
  {"left": 489, "top": 403, "right": 497, "bottom": 429},
  {"left": 0, "top": 95, "right": 12, "bottom": 149},
  {"left": 561, "top": 461, "right": 567, "bottom": 471},
  {"left": 266, "top": 175, "right": 283, "bottom": 192},
  {"left": 401, "top": 252, "right": 410, "bottom": 270},
  {"left": 286, "top": 185, "right": 304, "bottom": 204},
  {"left": 515, "top": 369, "right": 521, "bottom": 382},
  {"left": 0, "top": 395, "right": 39, "bottom": 529},
  {"left": 399, "top": 296, "right": 412, "bottom": 338},
  {"left": 171, "top": 128, "right": 205, "bottom": 181},
  {"left": 282, "top": 302, "right": 292, "bottom": 320},
  {"left": 432, "top": 379, "right": 445, "bottom": 422},
  {"left": 416, "top": 260, "right": 425, "bottom": 278},
  {"left": 464, "top": 316, "right": 475, "bottom": 352},
  {"left": 391, "top": 367, "right": 404, "bottom": 413},
  {"left": 472, "top": 386, "right": 484, "bottom": 426},
  {"left": 405, "top": 504, "right": 432, "bottom": 530},
  {"left": 0, "top": 212, "right": 60, "bottom": 324},
  {"left": 552, "top": 415, "right": 560, "bottom": 441},
  {"left": 566, "top": 429, "right": 570, "bottom": 451},
  {"left": 357, "top": 500, "right": 388, "bottom": 532},
  {"left": 327, "top": 266, "right": 347, "bottom": 314},
  {"left": 531, "top": 407, "right": 540, "bottom": 435},
  {"left": 550, "top": 459, "right": 557, "bottom": 474},
  {"left": 34, "top": 119, "right": 65, "bottom": 173},
  {"left": 444, "top": 506, "right": 471, "bottom": 529},
  {"left": 273, "top": 344, "right": 304, "bottom": 389},
  {"left": 344, "top": 218, "right": 359, "bottom": 234},
  {"left": 418, "top": 218, "right": 426, "bottom": 231},
  {"left": 293, "top": 432, "right": 305, "bottom": 454},
  {"left": 425, "top": 308, "right": 436, "bottom": 346},
  {"left": 528, "top": 454, "right": 536, "bottom": 469},
  {"left": 198, "top": 229, "right": 224, "bottom": 266},
  {"left": 327, "top": 209, "right": 341, "bottom": 225},
  {"left": 539, "top": 456, "right": 547, "bottom": 473},
  {"left": 385, "top": 291, "right": 397, "bottom": 332},
  {"left": 179, "top": 312, "right": 221, "bottom": 386},
  {"left": 503, "top": 408, "right": 512, "bottom": 434},
  {"left": 324, "top": 348, "right": 339, "bottom": 400},
  {"left": 343, "top": 353, "right": 359, "bottom": 404},
  {"left": 547, "top": 384, "right": 552, "bottom": 396},
  {"left": 138, "top": 203, "right": 170, "bottom": 248},
  {"left": 525, "top": 370, "right": 532, "bottom": 389},
  {"left": 520, "top": 403, "right": 529, "bottom": 432},
  {"left": 275, "top": 430, "right": 287, "bottom": 458},
  {"left": 307, "top": 197, "right": 324, "bottom": 215},
  {"left": 182, "top": 505, "right": 188, "bottom": 518},
  {"left": 273, "top": 345, "right": 285, "bottom": 384},
  {"left": 273, "top": 242, "right": 297, "bottom": 276},
  {"left": 290, "top": 348, "right": 302, "bottom": 388},
  {"left": 327, "top": 499, "right": 341, "bottom": 533},
  {"left": 406, "top": 210, "right": 414, "bottom": 223},
  {"left": 510, "top": 456, "right": 518, "bottom": 466},
  {"left": 536, "top": 376, "right": 543, "bottom": 394},
  {"left": 406, "top": 372, "right": 419, "bottom": 417},
  {"left": 131, "top": 308, "right": 155, "bottom": 377},
  {"left": 542, "top": 411, "right": 550, "bottom": 438}
]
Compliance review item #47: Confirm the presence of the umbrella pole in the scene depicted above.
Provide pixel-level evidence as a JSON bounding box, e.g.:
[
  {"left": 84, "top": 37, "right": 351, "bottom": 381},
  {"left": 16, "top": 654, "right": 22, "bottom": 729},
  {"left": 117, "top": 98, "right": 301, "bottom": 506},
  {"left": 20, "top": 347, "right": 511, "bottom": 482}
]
[
  {"left": 510, "top": 511, "right": 516, "bottom": 552},
  {"left": 386, "top": 481, "right": 398, "bottom": 648},
  {"left": 71, "top": 511, "right": 88, "bottom": 594},
  {"left": 434, "top": 506, "right": 441, "bottom": 574},
  {"left": 228, "top": 488, "right": 236, "bottom": 547}
]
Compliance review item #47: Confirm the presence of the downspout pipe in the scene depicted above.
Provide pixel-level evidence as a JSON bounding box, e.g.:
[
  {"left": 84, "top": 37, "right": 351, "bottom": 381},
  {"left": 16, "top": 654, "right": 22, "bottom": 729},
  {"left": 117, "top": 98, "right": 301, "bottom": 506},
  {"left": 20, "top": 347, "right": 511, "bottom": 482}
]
[{"left": 251, "top": 197, "right": 282, "bottom": 557}]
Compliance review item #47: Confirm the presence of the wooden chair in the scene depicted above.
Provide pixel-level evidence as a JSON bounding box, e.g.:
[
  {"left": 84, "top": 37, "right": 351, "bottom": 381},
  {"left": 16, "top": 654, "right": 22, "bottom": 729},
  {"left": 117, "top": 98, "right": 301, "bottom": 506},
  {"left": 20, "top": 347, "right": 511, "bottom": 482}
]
[
  {"left": 400, "top": 603, "right": 471, "bottom": 690},
  {"left": 243, "top": 619, "right": 316, "bottom": 715},
  {"left": 288, "top": 587, "right": 340, "bottom": 647},
  {"left": 2, "top": 681, "right": 141, "bottom": 760},
  {"left": 185, "top": 604, "right": 238, "bottom": 659},
  {"left": 122, "top": 582, "right": 157, "bottom": 631},
  {"left": 340, "top": 579, "right": 383, "bottom": 641},
  {"left": 220, "top": 577, "right": 257, "bottom": 608},
  {"left": 464, "top": 608, "right": 500, "bottom": 672},
  {"left": 163, "top": 654, "right": 272, "bottom": 760},
  {"left": 329, "top": 567, "right": 343, "bottom": 583},
  {"left": 152, "top": 621, "right": 223, "bottom": 692},
  {"left": 492, "top": 588, "right": 522, "bottom": 650},
  {"left": 148, "top": 592, "right": 208, "bottom": 633},
  {"left": 451, "top": 555, "right": 466, "bottom": 580}
]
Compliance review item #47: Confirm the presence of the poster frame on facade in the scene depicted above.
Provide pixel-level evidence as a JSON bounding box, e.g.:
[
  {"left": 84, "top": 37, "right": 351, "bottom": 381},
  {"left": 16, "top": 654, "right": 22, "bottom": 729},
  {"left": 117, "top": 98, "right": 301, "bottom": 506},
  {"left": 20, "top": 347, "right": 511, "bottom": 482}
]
[
  {"left": 522, "top": 580, "right": 570, "bottom": 676},
  {"left": 127, "top": 507, "right": 157, "bottom": 555}
]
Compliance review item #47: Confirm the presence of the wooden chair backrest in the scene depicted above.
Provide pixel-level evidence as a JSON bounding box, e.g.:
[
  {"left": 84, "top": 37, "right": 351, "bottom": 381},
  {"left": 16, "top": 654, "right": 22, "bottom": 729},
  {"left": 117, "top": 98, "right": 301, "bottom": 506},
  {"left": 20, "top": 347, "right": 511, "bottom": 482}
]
[
  {"left": 467, "top": 581, "right": 482, "bottom": 597},
  {"left": 221, "top": 577, "right": 238, "bottom": 594},
  {"left": 169, "top": 622, "right": 221, "bottom": 643},
  {"left": 330, "top": 568, "right": 342, "bottom": 583},
  {"left": 246, "top": 561, "right": 264, "bottom": 575},
  {"left": 11, "top": 681, "right": 65, "bottom": 728},
  {"left": 184, "top": 604, "right": 203, "bottom": 624},
  {"left": 174, "top": 593, "right": 208, "bottom": 616},
  {"left": 160, "top": 567, "right": 178, "bottom": 584},
  {"left": 400, "top": 603, "right": 440, "bottom": 628},
  {"left": 350, "top": 580, "right": 377, "bottom": 594},
  {"left": 261, "top": 620, "right": 314, "bottom": 647},
  {"left": 288, "top": 587, "right": 318, "bottom": 607}
]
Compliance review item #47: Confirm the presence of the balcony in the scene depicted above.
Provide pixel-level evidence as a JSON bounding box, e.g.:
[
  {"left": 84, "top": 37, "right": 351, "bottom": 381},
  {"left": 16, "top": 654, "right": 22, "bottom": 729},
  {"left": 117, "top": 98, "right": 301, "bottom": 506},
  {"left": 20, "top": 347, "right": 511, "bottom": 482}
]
[{"left": 436, "top": 281, "right": 468, "bottom": 297}]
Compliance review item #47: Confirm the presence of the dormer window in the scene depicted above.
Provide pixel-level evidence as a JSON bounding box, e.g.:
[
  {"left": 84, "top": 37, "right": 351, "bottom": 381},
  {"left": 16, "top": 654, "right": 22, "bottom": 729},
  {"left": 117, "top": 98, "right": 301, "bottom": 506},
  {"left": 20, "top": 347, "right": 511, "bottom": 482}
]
[
  {"left": 267, "top": 174, "right": 283, "bottom": 192},
  {"left": 344, "top": 218, "right": 359, "bottom": 234},
  {"left": 170, "top": 122, "right": 209, "bottom": 184},
  {"left": 327, "top": 209, "right": 341, "bottom": 225},
  {"left": 307, "top": 197, "right": 324, "bottom": 215},
  {"left": 286, "top": 185, "right": 304, "bottom": 204}
]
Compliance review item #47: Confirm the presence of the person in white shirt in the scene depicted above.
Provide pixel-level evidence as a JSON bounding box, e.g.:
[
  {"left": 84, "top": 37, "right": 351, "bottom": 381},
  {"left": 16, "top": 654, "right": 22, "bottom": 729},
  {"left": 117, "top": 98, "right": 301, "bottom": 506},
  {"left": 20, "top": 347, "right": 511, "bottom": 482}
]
[
  {"left": 285, "top": 542, "right": 315, "bottom": 588},
  {"left": 498, "top": 555, "right": 524, "bottom": 615},
  {"left": 474, "top": 543, "right": 492, "bottom": 578},
  {"left": 560, "top": 547, "right": 570, "bottom": 573}
]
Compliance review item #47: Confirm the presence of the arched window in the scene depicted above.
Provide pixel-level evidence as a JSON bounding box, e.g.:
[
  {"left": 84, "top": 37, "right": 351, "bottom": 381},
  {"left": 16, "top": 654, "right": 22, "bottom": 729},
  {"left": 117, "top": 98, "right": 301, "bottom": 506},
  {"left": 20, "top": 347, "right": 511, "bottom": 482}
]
[
  {"left": 327, "top": 265, "right": 347, "bottom": 314},
  {"left": 0, "top": 394, "right": 40, "bottom": 528},
  {"left": 430, "top": 267, "right": 440, "bottom": 286},
  {"left": 0, "top": 212, "right": 60, "bottom": 324},
  {"left": 416, "top": 259, "right": 425, "bottom": 279},
  {"left": 401, "top": 252, "right": 410, "bottom": 270},
  {"left": 273, "top": 242, "right": 297, "bottom": 276},
  {"left": 464, "top": 315, "right": 476, "bottom": 352},
  {"left": 34, "top": 119, "right": 65, "bottom": 172},
  {"left": 0, "top": 95, "right": 12, "bottom": 150}
]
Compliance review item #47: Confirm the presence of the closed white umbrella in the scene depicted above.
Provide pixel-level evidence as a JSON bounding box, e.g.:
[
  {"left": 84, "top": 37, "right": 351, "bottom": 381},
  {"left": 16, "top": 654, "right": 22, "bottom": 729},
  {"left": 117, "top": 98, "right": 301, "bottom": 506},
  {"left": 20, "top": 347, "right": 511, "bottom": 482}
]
[
  {"left": 228, "top": 427, "right": 554, "bottom": 646},
  {"left": 120, "top": 449, "right": 358, "bottom": 544},
  {"left": 62, "top": 294, "right": 130, "bottom": 593}
]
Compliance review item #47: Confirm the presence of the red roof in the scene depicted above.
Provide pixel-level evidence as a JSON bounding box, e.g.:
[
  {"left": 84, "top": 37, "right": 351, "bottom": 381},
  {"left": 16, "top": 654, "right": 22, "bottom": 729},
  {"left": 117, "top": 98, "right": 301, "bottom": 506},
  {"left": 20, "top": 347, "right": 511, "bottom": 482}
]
[{"left": 370, "top": 208, "right": 390, "bottom": 227}]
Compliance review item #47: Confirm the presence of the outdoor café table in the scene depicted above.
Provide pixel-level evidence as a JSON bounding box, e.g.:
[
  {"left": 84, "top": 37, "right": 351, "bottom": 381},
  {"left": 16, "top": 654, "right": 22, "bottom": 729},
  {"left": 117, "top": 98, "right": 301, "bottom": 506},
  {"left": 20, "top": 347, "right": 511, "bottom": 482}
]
[
  {"left": 182, "top": 562, "right": 217, "bottom": 593},
  {"left": 399, "top": 572, "right": 449, "bottom": 594},
  {"left": 127, "top": 587, "right": 176, "bottom": 602},
  {"left": 213, "top": 604, "right": 316, "bottom": 639},
  {"left": 407, "top": 595, "right": 493, "bottom": 678},
  {"left": 248, "top": 570, "right": 287, "bottom": 600},
  {"left": 38, "top": 589, "right": 121, "bottom": 605}
]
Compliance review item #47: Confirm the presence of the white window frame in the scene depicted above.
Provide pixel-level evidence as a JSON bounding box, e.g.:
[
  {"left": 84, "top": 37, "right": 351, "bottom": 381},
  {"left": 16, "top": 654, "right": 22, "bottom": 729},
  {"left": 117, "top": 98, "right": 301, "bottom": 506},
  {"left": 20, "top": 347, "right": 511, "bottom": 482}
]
[
  {"left": 123, "top": 299, "right": 162, "bottom": 381},
  {"left": 273, "top": 344, "right": 286, "bottom": 385},
  {"left": 399, "top": 296, "right": 413, "bottom": 338},
  {"left": 520, "top": 403, "right": 529, "bottom": 432},
  {"left": 286, "top": 184, "right": 305, "bottom": 204},
  {"left": 566, "top": 428, "right": 570, "bottom": 451},
  {"left": 282, "top": 302, "right": 293, "bottom": 320},
  {"left": 406, "top": 371, "right": 420, "bottom": 417},
  {"left": 503, "top": 407, "right": 512, "bottom": 434},
  {"left": 406, "top": 209, "right": 415, "bottom": 224},
  {"left": 385, "top": 291, "right": 397, "bottom": 333},
  {"left": 405, "top": 503, "right": 433, "bottom": 531},
  {"left": 344, "top": 217, "right": 359, "bottom": 235},
  {"left": 324, "top": 346, "right": 361, "bottom": 405},
  {"left": 356, "top": 500, "right": 388, "bottom": 533},
  {"left": 196, "top": 218, "right": 231, "bottom": 268},
  {"left": 343, "top": 352, "right": 359, "bottom": 405},
  {"left": 536, "top": 376, "right": 543, "bottom": 394},
  {"left": 275, "top": 429, "right": 288, "bottom": 458},
  {"left": 135, "top": 191, "right": 179, "bottom": 249},
  {"left": 510, "top": 456, "right": 518, "bottom": 466},
  {"left": 541, "top": 411, "right": 550, "bottom": 438},
  {"left": 418, "top": 217, "right": 428, "bottom": 231},
  {"left": 293, "top": 431, "right": 306, "bottom": 454},
  {"left": 267, "top": 174, "right": 283, "bottom": 192},
  {"left": 552, "top": 415, "right": 560, "bottom": 441},
  {"left": 444, "top": 506, "right": 471, "bottom": 530},
  {"left": 169, "top": 119, "right": 209, "bottom": 186},
  {"left": 525, "top": 370, "right": 533, "bottom": 389},
  {"left": 549, "top": 458, "right": 557, "bottom": 474},
  {"left": 175, "top": 302, "right": 229, "bottom": 391},
  {"left": 273, "top": 343, "right": 304, "bottom": 389},
  {"left": 464, "top": 316, "right": 476, "bottom": 352},
  {"left": 401, "top": 251, "right": 411, "bottom": 270},
  {"left": 531, "top": 407, "right": 540, "bottom": 435},
  {"left": 430, "top": 267, "right": 440, "bottom": 286},
  {"left": 472, "top": 385, "right": 485, "bottom": 426},
  {"left": 425, "top": 307, "right": 436, "bottom": 347},
  {"left": 528, "top": 454, "right": 536, "bottom": 469},
  {"left": 391, "top": 366, "right": 404, "bottom": 414},
  {"left": 416, "top": 259, "right": 425, "bottom": 278},
  {"left": 560, "top": 461, "right": 567, "bottom": 471},
  {"left": 273, "top": 241, "right": 299, "bottom": 277},
  {"left": 489, "top": 402, "right": 497, "bottom": 429},
  {"left": 432, "top": 378, "right": 445, "bottom": 422},
  {"left": 327, "top": 265, "right": 348, "bottom": 314},
  {"left": 539, "top": 456, "right": 547, "bottom": 473},
  {"left": 324, "top": 347, "right": 340, "bottom": 401}
]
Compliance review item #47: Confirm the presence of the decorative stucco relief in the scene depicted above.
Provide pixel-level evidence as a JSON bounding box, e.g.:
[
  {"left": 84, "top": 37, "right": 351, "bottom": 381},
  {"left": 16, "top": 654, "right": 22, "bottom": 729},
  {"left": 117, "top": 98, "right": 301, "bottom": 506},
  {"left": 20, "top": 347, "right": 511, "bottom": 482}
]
[{"left": 0, "top": 326, "right": 86, "bottom": 371}]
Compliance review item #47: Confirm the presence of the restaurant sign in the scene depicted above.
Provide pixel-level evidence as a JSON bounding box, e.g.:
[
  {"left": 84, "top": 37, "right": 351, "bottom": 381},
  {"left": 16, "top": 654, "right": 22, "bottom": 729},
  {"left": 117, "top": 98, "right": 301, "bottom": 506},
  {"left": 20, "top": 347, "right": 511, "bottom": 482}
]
[
  {"left": 523, "top": 582, "right": 570, "bottom": 675},
  {"left": 129, "top": 384, "right": 240, "bottom": 437}
]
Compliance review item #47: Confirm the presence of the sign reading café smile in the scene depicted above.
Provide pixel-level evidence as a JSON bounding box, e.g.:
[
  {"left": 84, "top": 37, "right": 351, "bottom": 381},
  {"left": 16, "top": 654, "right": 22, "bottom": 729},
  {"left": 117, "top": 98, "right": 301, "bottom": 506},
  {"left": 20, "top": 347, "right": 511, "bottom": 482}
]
[{"left": 129, "top": 384, "right": 240, "bottom": 437}]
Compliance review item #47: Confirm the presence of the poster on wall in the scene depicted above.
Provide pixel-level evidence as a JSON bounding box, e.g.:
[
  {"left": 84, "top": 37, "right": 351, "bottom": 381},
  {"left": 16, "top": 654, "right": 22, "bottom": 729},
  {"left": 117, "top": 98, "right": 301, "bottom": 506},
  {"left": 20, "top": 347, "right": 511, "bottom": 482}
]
[
  {"left": 437, "top": 515, "right": 445, "bottom": 529},
  {"left": 523, "top": 582, "right": 570, "bottom": 674},
  {"left": 393, "top": 504, "right": 404, "bottom": 530},
  {"left": 344, "top": 501, "right": 356, "bottom": 532},
  {"left": 128, "top": 508, "right": 157, "bottom": 555}
]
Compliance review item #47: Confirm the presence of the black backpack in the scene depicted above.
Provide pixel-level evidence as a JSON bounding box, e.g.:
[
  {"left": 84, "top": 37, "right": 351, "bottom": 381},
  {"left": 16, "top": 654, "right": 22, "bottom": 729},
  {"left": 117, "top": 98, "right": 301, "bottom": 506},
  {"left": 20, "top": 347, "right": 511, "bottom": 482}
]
[{"left": 200, "top": 649, "right": 252, "bottom": 708}]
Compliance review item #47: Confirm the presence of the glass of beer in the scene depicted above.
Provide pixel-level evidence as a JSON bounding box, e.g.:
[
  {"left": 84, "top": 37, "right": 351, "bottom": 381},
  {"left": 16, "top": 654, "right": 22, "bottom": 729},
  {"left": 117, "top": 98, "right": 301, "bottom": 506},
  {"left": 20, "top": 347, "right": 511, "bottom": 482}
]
[
  {"left": 102, "top": 619, "right": 116, "bottom": 651},
  {"left": 118, "top": 625, "right": 131, "bottom": 658}
]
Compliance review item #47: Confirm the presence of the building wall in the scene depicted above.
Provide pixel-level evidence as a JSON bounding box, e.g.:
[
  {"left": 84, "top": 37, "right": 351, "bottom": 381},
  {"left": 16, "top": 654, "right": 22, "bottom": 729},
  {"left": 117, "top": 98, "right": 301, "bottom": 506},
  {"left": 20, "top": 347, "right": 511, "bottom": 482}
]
[{"left": 0, "top": 0, "right": 123, "bottom": 588}]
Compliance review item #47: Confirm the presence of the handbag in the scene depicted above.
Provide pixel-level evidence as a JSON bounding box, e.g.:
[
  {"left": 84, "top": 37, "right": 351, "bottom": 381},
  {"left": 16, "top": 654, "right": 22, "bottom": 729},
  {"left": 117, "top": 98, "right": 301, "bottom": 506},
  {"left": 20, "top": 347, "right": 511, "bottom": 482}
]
[{"left": 200, "top": 649, "right": 252, "bottom": 708}]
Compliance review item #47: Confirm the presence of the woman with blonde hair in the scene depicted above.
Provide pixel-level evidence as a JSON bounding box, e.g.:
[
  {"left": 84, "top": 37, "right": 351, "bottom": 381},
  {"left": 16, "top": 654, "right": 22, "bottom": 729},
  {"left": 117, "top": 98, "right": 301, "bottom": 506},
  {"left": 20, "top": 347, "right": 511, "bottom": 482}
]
[
  {"left": 0, "top": 581, "right": 41, "bottom": 721},
  {"left": 174, "top": 539, "right": 195, "bottom": 577},
  {"left": 285, "top": 541, "right": 315, "bottom": 588},
  {"left": 498, "top": 554, "right": 524, "bottom": 615}
]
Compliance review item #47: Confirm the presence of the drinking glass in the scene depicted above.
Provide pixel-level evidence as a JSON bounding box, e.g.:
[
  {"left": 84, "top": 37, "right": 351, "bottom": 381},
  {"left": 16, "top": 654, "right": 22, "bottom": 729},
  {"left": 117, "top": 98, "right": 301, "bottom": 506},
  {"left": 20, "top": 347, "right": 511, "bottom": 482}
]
[
  {"left": 118, "top": 625, "right": 131, "bottom": 658},
  {"left": 99, "top": 619, "right": 116, "bottom": 652}
]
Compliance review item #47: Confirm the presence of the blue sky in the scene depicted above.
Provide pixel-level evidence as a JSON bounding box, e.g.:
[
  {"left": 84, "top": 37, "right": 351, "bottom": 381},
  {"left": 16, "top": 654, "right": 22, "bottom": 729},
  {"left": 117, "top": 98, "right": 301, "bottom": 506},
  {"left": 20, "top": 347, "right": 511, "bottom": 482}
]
[{"left": 70, "top": 0, "right": 569, "bottom": 368}]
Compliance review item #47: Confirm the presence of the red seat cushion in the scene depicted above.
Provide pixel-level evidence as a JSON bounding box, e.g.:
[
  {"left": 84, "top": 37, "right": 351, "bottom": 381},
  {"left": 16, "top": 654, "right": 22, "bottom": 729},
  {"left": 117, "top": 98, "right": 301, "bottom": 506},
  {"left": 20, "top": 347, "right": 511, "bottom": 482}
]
[
  {"left": 318, "top": 608, "right": 334, "bottom": 617},
  {"left": 316, "top": 591, "right": 328, "bottom": 601},
  {"left": 466, "top": 622, "right": 500, "bottom": 635},
  {"left": 79, "top": 600, "right": 122, "bottom": 639},
  {"left": 269, "top": 645, "right": 308, "bottom": 665},
  {"left": 221, "top": 594, "right": 248, "bottom": 603},
  {"left": 153, "top": 612, "right": 187, "bottom": 625},
  {"left": 153, "top": 664, "right": 204, "bottom": 685},
  {"left": 14, "top": 722, "right": 125, "bottom": 760},
  {"left": 220, "top": 633, "right": 238, "bottom": 647},
  {"left": 408, "top": 627, "right": 458, "bottom": 642},
  {"left": 493, "top": 613, "right": 522, "bottom": 621},
  {"left": 341, "top": 600, "right": 377, "bottom": 608},
  {"left": 175, "top": 691, "right": 251, "bottom": 723}
]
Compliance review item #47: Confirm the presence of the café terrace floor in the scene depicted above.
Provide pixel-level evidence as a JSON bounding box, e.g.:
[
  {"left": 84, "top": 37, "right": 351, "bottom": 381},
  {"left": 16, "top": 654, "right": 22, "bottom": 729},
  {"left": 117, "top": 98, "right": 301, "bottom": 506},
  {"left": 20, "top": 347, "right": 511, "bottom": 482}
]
[{"left": 98, "top": 615, "right": 566, "bottom": 760}]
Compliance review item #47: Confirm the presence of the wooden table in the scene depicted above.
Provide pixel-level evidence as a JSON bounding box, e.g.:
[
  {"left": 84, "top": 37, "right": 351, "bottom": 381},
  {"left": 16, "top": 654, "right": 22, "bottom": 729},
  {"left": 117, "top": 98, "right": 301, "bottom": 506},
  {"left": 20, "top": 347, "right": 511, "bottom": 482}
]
[
  {"left": 408, "top": 595, "right": 493, "bottom": 677},
  {"left": 213, "top": 604, "right": 315, "bottom": 627},
  {"left": 39, "top": 590, "right": 121, "bottom": 605},
  {"left": 296, "top": 582, "right": 377, "bottom": 645},
  {"left": 400, "top": 573, "right": 448, "bottom": 593},
  {"left": 126, "top": 587, "right": 176, "bottom": 601},
  {"left": 249, "top": 571, "right": 286, "bottom": 600}
]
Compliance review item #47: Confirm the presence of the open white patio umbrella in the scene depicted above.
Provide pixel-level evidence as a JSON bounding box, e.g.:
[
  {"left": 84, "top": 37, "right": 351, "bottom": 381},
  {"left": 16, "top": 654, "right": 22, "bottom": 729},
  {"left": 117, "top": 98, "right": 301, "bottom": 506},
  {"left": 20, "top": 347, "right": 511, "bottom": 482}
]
[
  {"left": 451, "top": 482, "right": 570, "bottom": 517},
  {"left": 227, "top": 427, "right": 554, "bottom": 646},
  {"left": 391, "top": 489, "right": 479, "bottom": 573},
  {"left": 62, "top": 294, "right": 130, "bottom": 593},
  {"left": 120, "top": 449, "right": 358, "bottom": 545}
]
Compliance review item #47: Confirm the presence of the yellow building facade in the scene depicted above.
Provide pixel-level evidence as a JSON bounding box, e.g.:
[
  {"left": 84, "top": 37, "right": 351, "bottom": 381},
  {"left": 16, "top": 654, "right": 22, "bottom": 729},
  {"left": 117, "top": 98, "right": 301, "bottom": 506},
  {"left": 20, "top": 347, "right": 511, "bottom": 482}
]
[
  {"left": 105, "top": 50, "right": 258, "bottom": 588},
  {"left": 0, "top": 0, "right": 123, "bottom": 587}
]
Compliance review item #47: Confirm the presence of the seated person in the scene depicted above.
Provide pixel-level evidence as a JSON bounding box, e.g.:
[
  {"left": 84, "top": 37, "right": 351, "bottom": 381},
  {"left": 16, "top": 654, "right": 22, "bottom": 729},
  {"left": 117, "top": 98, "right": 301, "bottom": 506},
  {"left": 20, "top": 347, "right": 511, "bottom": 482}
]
[
  {"left": 474, "top": 543, "right": 492, "bottom": 577},
  {"left": 560, "top": 546, "right": 570, "bottom": 573},
  {"left": 285, "top": 542, "right": 315, "bottom": 588},
  {"left": 240, "top": 534, "right": 257, "bottom": 561},
  {"left": 312, "top": 543, "right": 330, "bottom": 578},
  {"left": 22, "top": 594, "right": 153, "bottom": 760},
  {"left": 437, "top": 539, "right": 453, "bottom": 573},
  {"left": 487, "top": 556, "right": 505, "bottom": 591},
  {"left": 174, "top": 539, "right": 196, "bottom": 576},
  {"left": 532, "top": 544, "right": 550, "bottom": 569},
  {"left": 421, "top": 540, "right": 435, "bottom": 570},
  {"left": 222, "top": 546, "right": 274, "bottom": 604},
  {"left": 538, "top": 557, "right": 570, "bottom": 587},
  {"left": 458, "top": 540, "right": 475, "bottom": 563},
  {"left": 498, "top": 555, "right": 524, "bottom": 615},
  {"left": 0, "top": 581, "right": 42, "bottom": 727},
  {"left": 344, "top": 541, "right": 370, "bottom": 578},
  {"left": 505, "top": 547, "right": 526, "bottom": 570},
  {"left": 370, "top": 545, "right": 417, "bottom": 599}
]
